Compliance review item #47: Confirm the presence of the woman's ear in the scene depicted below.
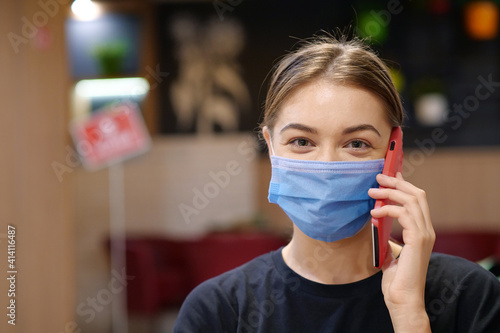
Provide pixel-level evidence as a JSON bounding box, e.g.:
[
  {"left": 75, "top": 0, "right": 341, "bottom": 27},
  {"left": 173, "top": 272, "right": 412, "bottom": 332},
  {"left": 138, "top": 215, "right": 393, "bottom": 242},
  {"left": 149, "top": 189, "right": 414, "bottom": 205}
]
[{"left": 262, "top": 126, "right": 273, "bottom": 157}]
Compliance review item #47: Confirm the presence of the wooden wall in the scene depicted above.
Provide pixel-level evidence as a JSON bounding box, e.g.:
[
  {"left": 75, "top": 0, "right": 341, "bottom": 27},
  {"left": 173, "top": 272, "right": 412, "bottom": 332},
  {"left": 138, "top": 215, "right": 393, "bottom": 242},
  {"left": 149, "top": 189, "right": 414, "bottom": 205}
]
[{"left": 0, "top": 1, "right": 75, "bottom": 333}]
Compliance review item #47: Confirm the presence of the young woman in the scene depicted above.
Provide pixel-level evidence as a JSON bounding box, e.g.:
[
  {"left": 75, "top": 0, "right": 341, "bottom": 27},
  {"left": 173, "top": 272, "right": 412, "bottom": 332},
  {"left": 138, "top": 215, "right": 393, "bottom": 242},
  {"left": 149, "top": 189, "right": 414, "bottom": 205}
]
[{"left": 173, "top": 35, "right": 500, "bottom": 332}]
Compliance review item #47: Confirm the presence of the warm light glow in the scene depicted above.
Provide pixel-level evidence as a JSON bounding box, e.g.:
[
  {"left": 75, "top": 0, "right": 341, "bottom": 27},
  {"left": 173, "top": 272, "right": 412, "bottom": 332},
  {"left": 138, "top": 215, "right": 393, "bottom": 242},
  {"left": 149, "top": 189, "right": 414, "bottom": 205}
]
[
  {"left": 75, "top": 78, "right": 150, "bottom": 98},
  {"left": 71, "top": 0, "right": 101, "bottom": 21},
  {"left": 465, "top": 1, "right": 499, "bottom": 40}
]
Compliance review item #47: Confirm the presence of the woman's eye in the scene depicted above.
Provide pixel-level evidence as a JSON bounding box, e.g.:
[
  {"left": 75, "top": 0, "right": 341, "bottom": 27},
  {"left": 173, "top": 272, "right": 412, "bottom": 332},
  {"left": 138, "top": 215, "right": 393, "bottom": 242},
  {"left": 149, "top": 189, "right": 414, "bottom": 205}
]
[
  {"left": 347, "top": 140, "right": 371, "bottom": 149},
  {"left": 289, "top": 138, "right": 312, "bottom": 147}
]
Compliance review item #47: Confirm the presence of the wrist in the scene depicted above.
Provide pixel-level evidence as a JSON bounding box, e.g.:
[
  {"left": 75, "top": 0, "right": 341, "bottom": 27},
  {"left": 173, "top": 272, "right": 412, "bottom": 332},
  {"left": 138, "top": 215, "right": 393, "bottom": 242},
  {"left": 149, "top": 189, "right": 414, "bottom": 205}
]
[{"left": 388, "top": 306, "right": 431, "bottom": 333}]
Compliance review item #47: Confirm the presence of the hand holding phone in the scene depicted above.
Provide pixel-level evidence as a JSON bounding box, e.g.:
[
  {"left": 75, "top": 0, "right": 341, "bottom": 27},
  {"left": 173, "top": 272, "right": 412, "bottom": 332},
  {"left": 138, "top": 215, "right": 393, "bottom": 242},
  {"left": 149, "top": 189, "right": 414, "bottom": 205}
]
[{"left": 372, "top": 127, "right": 403, "bottom": 268}]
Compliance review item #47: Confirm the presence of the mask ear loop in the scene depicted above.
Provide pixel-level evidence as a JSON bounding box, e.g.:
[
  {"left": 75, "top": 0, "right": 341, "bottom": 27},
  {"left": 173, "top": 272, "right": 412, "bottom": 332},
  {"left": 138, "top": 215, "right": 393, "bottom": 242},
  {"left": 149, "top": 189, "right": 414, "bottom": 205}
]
[
  {"left": 265, "top": 126, "right": 276, "bottom": 156},
  {"left": 269, "top": 138, "right": 276, "bottom": 156}
]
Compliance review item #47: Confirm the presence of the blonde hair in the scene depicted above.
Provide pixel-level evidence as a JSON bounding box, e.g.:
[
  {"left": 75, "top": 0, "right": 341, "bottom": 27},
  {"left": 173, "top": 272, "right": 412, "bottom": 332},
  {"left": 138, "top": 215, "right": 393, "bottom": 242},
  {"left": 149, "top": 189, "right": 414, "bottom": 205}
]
[{"left": 261, "top": 35, "right": 404, "bottom": 132}]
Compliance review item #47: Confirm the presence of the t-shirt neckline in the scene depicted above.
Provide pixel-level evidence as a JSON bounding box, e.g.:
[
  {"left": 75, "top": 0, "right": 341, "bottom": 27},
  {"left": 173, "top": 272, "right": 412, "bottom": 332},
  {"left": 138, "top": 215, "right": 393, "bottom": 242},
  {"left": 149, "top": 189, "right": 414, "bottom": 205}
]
[{"left": 271, "top": 247, "right": 383, "bottom": 298}]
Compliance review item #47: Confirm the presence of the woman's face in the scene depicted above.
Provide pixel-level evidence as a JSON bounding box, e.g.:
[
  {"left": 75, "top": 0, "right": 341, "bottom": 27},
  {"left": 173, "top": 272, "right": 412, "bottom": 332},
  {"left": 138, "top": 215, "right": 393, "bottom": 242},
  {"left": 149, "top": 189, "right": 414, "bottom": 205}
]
[{"left": 265, "top": 80, "right": 393, "bottom": 162}]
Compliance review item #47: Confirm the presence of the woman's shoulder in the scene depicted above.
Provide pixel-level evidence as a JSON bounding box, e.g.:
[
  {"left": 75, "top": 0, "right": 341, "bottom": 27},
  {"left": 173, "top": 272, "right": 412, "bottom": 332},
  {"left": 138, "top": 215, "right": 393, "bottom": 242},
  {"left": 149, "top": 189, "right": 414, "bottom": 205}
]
[
  {"left": 173, "top": 249, "right": 280, "bottom": 332},
  {"left": 426, "top": 252, "right": 499, "bottom": 292},
  {"left": 426, "top": 252, "right": 500, "bottom": 332},
  {"left": 427, "top": 252, "right": 498, "bottom": 281}
]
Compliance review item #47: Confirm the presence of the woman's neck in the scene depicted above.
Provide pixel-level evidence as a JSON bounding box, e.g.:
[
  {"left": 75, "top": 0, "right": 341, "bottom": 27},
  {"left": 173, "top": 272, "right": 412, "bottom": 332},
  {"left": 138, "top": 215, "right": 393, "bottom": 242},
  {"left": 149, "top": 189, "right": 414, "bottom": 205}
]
[{"left": 281, "top": 223, "right": 381, "bottom": 285}]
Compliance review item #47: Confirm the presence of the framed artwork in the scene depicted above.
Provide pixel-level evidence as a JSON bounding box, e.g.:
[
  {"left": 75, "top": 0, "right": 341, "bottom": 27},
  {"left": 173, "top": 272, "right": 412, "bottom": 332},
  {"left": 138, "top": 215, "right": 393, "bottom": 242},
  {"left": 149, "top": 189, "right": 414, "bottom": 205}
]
[{"left": 155, "top": 1, "right": 352, "bottom": 135}]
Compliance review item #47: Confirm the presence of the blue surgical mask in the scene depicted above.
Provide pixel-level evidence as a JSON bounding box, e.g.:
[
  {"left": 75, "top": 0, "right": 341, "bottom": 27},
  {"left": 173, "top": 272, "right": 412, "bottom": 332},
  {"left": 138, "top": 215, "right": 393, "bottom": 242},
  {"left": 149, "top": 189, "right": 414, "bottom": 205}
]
[{"left": 268, "top": 155, "right": 384, "bottom": 242}]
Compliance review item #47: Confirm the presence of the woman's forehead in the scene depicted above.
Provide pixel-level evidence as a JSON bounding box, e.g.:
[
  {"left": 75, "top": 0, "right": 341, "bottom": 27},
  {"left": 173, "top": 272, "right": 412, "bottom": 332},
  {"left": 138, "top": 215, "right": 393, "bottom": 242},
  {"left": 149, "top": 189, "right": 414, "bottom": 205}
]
[{"left": 274, "top": 81, "right": 391, "bottom": 133}]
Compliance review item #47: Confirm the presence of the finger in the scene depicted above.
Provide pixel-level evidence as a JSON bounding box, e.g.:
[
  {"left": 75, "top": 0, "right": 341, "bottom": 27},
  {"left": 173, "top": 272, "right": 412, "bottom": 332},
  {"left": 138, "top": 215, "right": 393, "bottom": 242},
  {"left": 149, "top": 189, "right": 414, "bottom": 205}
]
[
  {"left": 376, "top": 173, "right": 423, "bottom": 198},
  {"left": 371, "top": 204, "right": 426, "bottom": 235},
  {"left": 372, "top": 205, "right": 435, "bottom": 256},
  {"left": 368, "top": 187, "right": 414, "bottom": 203},
  {"left": 375, "top": 173, "right": 397, "bottom": 188},
  {"left": 397, "top": 172, "right": 433, "bottom": 231},
  {"left": 375, "top": 173, "right": 433, "bottom": 230},
  {"left": 368, "top": 188, "right": 427, "bottom": 230}
]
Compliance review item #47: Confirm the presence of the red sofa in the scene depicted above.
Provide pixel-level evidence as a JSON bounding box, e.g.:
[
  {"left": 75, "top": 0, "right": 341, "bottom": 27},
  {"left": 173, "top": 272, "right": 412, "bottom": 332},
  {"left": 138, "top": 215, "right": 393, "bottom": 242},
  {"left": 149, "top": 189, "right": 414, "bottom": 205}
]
[{"left": 121, "top": 232, "right": 288, "bottom": 315}]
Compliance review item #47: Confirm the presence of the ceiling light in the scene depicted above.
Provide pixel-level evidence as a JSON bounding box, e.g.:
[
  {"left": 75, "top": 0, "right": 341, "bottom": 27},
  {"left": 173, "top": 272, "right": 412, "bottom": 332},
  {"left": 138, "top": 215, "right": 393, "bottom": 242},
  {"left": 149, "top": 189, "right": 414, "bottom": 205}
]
[
  {"left": 75, "top": 78, "right": 150, "bottom": 98},
  {"left": 71, "top": 0, "right": 101, "bottom": 21}
]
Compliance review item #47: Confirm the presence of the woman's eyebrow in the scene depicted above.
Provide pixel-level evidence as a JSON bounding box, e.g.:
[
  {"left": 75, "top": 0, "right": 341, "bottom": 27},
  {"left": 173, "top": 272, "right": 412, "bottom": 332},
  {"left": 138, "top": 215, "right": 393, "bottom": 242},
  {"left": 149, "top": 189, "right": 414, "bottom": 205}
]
[
  {"left": 342, "top": 124, "right": 381, "bottom": 137},
  {"left": 279, "top": 123, "right": 318, "bottom": 135}
]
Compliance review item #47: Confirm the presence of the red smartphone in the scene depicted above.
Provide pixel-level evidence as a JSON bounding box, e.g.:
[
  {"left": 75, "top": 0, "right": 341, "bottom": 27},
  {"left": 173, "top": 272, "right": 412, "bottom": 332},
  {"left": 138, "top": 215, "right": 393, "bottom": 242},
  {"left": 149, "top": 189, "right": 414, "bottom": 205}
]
[{"left": 372, "top": 126, "right": 403, "bottom": 268}]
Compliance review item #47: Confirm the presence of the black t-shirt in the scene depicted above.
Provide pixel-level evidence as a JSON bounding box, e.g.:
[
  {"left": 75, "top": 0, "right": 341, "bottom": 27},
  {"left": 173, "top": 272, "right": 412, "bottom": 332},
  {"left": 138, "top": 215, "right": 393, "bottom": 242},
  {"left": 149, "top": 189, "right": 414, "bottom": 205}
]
[{"left": 173, "top": 248, "right": 500, "bottom": 332}]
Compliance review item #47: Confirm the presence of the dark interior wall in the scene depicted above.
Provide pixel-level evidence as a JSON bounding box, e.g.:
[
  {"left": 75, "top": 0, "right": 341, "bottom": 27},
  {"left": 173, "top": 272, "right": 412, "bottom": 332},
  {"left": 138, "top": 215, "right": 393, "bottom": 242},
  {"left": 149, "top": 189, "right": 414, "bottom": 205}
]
[{"left": 155, "top": 0, "right": 500, "bottom": 147}]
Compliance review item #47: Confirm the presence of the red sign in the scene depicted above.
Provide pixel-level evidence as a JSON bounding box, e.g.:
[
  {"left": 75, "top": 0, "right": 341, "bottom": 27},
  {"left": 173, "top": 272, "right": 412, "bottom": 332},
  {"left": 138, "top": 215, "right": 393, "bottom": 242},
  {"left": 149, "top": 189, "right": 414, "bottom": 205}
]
[{"left": 71, "top": 102, "right": 151, "bottom": 170}]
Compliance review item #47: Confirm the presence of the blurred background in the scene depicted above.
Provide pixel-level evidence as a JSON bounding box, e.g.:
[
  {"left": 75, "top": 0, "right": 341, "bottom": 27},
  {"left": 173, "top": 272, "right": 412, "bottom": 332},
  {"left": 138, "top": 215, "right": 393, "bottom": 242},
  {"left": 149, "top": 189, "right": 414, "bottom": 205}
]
[{"left": 1, "top": 0, "right": 499, "bottom": 332}]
